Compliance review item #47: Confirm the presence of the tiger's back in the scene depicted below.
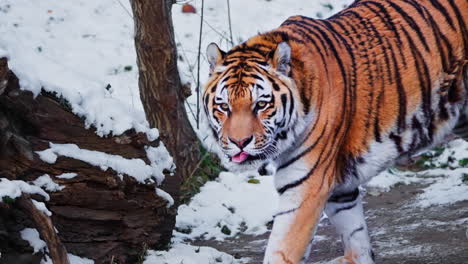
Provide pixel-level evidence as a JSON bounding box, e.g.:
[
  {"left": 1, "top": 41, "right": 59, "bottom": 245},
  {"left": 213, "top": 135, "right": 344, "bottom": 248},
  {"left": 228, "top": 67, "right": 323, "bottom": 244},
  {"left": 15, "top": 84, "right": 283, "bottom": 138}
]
[{"left": 276, "top": 0, "right": 468, "bottom": 183}]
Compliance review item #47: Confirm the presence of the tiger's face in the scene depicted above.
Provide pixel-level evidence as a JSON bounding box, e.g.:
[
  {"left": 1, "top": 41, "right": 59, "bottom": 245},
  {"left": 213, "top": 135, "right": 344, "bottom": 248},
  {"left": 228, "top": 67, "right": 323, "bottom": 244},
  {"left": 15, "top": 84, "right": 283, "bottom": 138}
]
[{"left": 203, "top": 42, "right": 302, "bottom": 170}]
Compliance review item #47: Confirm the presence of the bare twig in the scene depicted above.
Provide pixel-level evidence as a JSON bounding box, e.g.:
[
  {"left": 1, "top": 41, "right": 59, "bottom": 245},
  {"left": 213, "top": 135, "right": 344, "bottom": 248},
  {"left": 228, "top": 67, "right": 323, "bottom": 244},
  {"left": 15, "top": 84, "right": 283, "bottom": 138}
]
[
  {"left": 113, "top": 0, "right": 133, "bottom": 19},
  {"left": 196, "top": 13, "right": 232, "bottom": 44},
  {"left": 226, "top": 0, "right": 234, "bottom": 47},
  {"left": 196, "top": 0, "right": 205, "bottom": 129}
]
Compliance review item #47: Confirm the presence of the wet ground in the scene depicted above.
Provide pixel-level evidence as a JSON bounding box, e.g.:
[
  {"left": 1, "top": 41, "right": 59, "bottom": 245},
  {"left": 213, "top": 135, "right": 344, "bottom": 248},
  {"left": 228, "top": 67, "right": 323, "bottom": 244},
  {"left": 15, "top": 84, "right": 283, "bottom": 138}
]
[{"left": 194, "top": 183, "right": 468, "bottom": 264}]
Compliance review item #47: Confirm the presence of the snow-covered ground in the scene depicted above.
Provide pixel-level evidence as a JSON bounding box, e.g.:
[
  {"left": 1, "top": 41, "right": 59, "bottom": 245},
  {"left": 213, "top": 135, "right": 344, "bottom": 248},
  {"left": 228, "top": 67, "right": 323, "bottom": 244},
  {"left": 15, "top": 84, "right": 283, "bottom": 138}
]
[{"left": 1, "top": 0, "right": 468, "bottom": 263}]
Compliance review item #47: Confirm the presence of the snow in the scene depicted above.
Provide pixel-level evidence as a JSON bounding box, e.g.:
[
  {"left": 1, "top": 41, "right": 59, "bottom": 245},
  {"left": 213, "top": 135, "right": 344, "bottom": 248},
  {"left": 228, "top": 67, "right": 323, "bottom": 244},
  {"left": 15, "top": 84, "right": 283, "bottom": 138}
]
[
  {"left": 0, "top": 0, "right": 152, "bottom": 138},
  {"left": 175, "top": 172, "right": 278, "bottom": 241},
  {"left": 41, "top": 254, "right": 94, "bottom": 264},
  {"left": 20, "top": 228, "right": 47, "bottom": 254},
  {"left": 0, "top": 178, "right": 50, "bottom": 201},
  {"left": 144, "top": 243, "right": 246, "bottom": 264},
  {"left": 146, "top": 143, "right": 176, "bottom": 184},
  {"left": 365, "top": 168, "right": 423, "bottom": 193},
  {"left": 423, "top": 139, "right": 468, "bottom": 168},
  {"left": 415, "top": 168, "right": 468, "bottom": 208},
  {"left": 36, "top": 148, "right": 58, "bottom": 164},
  {"left": 32, "top": 199, "right": 53, "bottom": 216},
  {"left": 56, "top": 172, "right": 78, "bottom": 179},
  {"left": 156, "top": 188, "right": 175, "bottom": 208},
  {"left": 37, "top": 142, "right": 172, "bottom": 185},
  {"left": 33, "top": 174, "right": 64, "bottom": 192},
  {"left": 366, "top": 139, "right": 468, "bottom": 207},
  {"left": 21, "top": 227, "right": 95, "bottom": 263}
]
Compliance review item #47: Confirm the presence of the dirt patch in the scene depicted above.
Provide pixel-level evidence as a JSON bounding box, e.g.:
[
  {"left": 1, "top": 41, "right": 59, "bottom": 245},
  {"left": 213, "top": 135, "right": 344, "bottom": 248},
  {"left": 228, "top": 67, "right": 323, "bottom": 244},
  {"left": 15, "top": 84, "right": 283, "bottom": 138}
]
[{"left": 193, "top": 183, "right": 468, "bottom": 263}]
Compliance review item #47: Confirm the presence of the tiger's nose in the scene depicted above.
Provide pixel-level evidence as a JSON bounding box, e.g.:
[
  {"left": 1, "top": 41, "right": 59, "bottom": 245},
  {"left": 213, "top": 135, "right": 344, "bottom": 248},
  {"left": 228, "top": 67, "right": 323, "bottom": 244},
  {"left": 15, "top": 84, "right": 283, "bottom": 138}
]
[{"left": 229, "top": 136, "right": 253, "bottom": 149}]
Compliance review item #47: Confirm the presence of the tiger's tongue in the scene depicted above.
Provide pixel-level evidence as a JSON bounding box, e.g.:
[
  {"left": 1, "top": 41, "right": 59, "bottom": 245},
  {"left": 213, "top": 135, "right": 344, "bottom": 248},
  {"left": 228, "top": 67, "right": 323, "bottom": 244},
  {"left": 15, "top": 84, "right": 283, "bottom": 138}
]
[{"left": 232, "top": 152, "right": 249, "bottom": 163}]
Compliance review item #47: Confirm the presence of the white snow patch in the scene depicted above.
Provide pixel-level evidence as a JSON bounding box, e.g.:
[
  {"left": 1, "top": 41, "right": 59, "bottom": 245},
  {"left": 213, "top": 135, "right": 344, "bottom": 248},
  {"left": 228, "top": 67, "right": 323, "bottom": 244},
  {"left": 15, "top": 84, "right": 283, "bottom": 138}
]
[
  {"left": 21, "top": 228, "right": 93, "bottom": 264},
  {"left": 33, "top": 174, "right": 64, "bottom": 192},
  {"left": 56, "top": 173, "right": 78, "bottom": 179},
  {"left": 415, "top": 168, "right": 468, "bottom": 208},
  {"left": 0, "top": 178, "right": 50, "bottom": 201},
  {"left": 0, "top": 0, "right": 156, "bottom": 139},
  {"left": 175, "top": 172, "right": 278, "bottom": 241},
  {"left": 36, "top": 148, "right": 58, "bottom": 164},
  {"left": 41, "top": 254, "right": 94, "bottom": 264},
  {"left": 32, "top": 199, "right": 52, "bottom": 216},
  {"left": 20, "top": 228, "right": 47, "bottom": 254},
  {"left": 426, "top": 139, "right": 468, "bottom": 168},
  {"left": 365, "top": 139, "right": 468, "bottom": 207},
  {"left": 37, "top": 142, "right": 172, "bottom": 185},
  {"left": 144, "top": 243, "right": 246, "bottom": 264},
  {"left": 156, "top": 188, "right": 175, "bottom": 208},
  {"left": 146, "top": 143, "right": 175, "bottom": 184},
  {"left": 366, "top": 168, "right": 423, "bottom": 192}
]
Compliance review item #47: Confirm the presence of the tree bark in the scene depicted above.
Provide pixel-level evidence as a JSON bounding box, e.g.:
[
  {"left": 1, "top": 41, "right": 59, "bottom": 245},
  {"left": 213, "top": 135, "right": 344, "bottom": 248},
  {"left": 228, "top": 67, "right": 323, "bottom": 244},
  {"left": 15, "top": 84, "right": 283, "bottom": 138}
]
[
  {"left": 129, "top": 0, "right": 201, "bottom": 206},
  {"left": 16, "top": 195, "right": 70, "bottom": 264},
  {"left": 0, "top": 58, "right": 175, "bottom": 264}
]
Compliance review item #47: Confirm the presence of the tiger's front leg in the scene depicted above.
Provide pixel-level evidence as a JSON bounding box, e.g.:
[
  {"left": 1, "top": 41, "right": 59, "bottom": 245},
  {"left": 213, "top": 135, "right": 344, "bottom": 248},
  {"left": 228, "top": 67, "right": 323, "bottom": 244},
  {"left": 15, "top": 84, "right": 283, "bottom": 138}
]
[
  {"left": 325, "top": 188, "right": 375, "bottom": 264},
  {"left": 263, "top": 163, "right": 334, "bottom": 264}
]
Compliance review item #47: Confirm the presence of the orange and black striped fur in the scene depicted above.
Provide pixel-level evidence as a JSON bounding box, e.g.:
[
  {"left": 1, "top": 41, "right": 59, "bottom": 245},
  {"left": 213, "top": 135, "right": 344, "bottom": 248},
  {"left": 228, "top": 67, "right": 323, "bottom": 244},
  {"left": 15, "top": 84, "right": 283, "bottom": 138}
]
[{"left": 203, "top": 0, "right": 467, "bottom": 263}]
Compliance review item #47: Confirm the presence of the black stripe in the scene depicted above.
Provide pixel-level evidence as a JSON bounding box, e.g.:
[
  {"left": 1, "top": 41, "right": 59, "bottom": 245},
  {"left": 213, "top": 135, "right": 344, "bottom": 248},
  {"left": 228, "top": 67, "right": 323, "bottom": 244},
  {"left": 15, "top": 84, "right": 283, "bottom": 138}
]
[
  {"left": 389, "top": 132, "right": 404, "bottom": 153},
  {"left": 386, "top": 0, "right": 431, "bottom": 52},
  {"left": 282, "top": 22, "right": 330, "bottom": 59},
  {"left": 277, "top": 124, "right": 338, "bottom": 195},
  {"left": 373, "top": 91, "right": 384, "bottom": 142},
  {"left": 273, "top": 207, "right": 299, "bottom": 218},
  {"left": 298, "top": 17, "right": 353, "bottom": 139},
  {"left": 350, "top": 226, "right": 365, "bottom": 237},
  {"left": 447, "top": 0, "right": 468, "bottom": 54},
  {"left": 423, "top": 6, "right": 451, "bottom": 72},
  {"left": 334, "top": 203, "right": 357, "bottom": 215},
  {"left": 288, "top": 88, "right": 295, "bottom": 120},
  {"left": 363, "top": 1, "right": 406, "bottom": 68},
  {"left": 270, "top": 78, "right": 280, "bottom": 91},
  {"left": 428, "top": 0, "right": 456, "bottom": 30},
  {"left": 400, "top": 26, "right": 432, "bottom": 123},
  {"left": 387, "top": 39, "right": 407, "bottom": 132},
  {"left": 277, "top": 120, "right": 328, "bottom": 170},
  {"left": 328, "top": 189, "right": 360, "bottom": 203}
]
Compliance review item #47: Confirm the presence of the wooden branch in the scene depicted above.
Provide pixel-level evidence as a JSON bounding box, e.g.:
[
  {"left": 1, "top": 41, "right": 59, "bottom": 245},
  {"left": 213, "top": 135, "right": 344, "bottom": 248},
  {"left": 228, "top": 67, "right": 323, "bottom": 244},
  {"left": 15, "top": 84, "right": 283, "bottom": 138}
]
[{"left": 16, "top": 195, "right": 70, "bottom": 264}]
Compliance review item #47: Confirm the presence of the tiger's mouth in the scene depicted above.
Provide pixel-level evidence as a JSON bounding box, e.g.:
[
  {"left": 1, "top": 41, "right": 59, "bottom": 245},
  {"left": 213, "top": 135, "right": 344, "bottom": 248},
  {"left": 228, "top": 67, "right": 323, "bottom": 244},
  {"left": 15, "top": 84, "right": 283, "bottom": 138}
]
[{"left": 230, "top": 151, "right": 262, "bottom": 164}]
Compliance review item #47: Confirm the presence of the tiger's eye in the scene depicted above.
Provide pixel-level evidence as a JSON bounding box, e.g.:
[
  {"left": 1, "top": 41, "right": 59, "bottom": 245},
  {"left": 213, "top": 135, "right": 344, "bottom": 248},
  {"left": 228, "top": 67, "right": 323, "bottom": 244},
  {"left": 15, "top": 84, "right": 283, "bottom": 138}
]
[
  {"left": 257, "top": 101, "right": 267, "bottom": 108},
  {"left": 220, "top": 103, "right": 230, "bottom": 111}
]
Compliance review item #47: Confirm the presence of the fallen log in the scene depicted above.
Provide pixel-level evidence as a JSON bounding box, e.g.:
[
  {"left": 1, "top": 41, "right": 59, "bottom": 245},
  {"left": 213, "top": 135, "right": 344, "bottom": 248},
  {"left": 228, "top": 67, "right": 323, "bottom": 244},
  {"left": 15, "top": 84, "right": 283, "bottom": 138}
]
[{"left": 0, "top": 58, "right": 176, "bottom": 263}]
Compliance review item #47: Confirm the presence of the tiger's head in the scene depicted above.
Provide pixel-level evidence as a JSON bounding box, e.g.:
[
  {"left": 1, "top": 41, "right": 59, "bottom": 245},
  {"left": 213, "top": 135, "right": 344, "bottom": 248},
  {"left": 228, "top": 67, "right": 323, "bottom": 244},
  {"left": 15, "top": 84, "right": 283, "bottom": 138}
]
[{"left": 202, "top": 40, "right": 304, "bottom": 170}]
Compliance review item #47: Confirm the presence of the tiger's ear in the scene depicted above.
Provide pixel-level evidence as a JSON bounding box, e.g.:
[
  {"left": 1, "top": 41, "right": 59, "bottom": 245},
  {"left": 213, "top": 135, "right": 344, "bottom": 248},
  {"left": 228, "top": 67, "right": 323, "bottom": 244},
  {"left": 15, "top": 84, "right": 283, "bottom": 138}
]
[
  {"left": 206, "top": 43, "right": 226, "bottom": 73},
  {"left": 272, "top": 42, "right": 291, "bottom": 76}
]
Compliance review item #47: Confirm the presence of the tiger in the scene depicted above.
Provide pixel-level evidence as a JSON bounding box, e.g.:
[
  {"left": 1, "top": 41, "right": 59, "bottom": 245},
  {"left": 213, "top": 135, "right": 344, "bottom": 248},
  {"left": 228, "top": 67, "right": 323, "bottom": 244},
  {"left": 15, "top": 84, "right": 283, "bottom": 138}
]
[{"left": 202, "top": 0, "right": 468, "bottom": 263}]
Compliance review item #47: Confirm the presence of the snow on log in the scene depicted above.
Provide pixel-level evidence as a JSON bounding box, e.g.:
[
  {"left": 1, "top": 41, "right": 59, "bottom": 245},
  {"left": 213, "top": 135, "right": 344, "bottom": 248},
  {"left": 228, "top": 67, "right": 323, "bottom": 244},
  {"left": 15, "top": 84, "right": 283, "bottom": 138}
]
[{"left": 0, "top": 58, "right": 177, "bottom": 263}]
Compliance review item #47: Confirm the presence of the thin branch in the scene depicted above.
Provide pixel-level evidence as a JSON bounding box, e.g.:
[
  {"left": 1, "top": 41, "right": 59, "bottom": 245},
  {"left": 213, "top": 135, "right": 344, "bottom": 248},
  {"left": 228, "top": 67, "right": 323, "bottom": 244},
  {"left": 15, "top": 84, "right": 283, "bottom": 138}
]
[
  {"left": 226, "top": 0, "right": 234, "bottom": 47},
  {"left": 196, "top": 13, "right": 232, "bottom": 43},
  {"left": 196, "top": 0, "right": 205, "bottom": 129},
  {"left": 114, "top": 0, "right": 133, "bottom": 19}
]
